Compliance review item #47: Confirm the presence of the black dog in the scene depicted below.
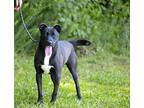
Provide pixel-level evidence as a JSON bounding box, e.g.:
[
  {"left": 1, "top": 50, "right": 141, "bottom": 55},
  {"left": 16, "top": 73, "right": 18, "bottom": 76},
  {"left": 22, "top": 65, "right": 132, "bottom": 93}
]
[{"left": 34, "top": 23, "right": 91, "bottom": 104}]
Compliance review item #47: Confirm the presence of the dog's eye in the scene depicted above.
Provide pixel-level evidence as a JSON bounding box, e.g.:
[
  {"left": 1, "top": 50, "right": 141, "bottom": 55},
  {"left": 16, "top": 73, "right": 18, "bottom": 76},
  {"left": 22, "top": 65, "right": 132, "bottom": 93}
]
[{"left": 52, "top": 32, "right": 55, "bottom": 36}]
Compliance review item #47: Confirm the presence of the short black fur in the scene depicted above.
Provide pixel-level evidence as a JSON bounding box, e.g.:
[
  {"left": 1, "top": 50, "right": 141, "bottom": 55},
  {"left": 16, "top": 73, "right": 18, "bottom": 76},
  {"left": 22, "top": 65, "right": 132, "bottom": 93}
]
[{"left": 34, "top": 23, "right": 91, "bottom": 104}]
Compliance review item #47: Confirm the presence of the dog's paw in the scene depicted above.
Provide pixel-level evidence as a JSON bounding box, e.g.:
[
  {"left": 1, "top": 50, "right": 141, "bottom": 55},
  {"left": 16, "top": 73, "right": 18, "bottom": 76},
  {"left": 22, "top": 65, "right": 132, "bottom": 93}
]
[
  {"left": 38, "top": 100, "right": 43, "bottom": 106},
  {"left": 77, "top": 94, "right": 82, "bottom": 100}
]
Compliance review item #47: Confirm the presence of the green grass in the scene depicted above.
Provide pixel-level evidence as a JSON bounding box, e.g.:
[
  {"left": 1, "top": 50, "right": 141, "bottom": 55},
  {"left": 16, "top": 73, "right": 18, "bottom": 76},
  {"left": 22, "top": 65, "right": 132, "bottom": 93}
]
[{"left": 14, "top": 52, "right": 129, "bottom": 108}]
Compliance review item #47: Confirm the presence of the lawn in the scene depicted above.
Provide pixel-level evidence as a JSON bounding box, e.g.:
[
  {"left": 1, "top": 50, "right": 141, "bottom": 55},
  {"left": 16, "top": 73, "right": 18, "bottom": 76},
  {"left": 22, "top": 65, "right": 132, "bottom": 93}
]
[{"left": 14, "top": 52, "right": 129, "bottom": 108}]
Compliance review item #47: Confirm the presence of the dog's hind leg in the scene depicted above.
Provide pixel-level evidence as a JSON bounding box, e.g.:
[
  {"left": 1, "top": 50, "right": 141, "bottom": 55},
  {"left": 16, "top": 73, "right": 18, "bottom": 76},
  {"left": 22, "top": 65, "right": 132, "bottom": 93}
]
[
  {"left": 50, "top": 68, "right": 61, "bottom": 102},
  {"left": 66, "top": 53, "right": 82, "bottom": 100}
]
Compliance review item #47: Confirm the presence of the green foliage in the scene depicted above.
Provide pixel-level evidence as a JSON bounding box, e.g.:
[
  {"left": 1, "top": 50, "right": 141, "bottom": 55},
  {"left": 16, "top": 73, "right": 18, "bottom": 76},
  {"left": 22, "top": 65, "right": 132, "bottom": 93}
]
[
  {"left": 15, "top": 53, "right": 129, "bottom": 108},
  {"left": 14, "top": 0, "right": 129, "bottom": 55}
]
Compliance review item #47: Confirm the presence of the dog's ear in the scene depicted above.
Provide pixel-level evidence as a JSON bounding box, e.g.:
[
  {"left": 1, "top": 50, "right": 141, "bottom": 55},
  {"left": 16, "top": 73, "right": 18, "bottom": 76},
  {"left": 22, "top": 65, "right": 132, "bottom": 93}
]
[
  {"left": 39, "top": 23, "right": 47, "bottom": 31},
  {"left": 54, "top": 25, "right": 61, "bottom": 33}
]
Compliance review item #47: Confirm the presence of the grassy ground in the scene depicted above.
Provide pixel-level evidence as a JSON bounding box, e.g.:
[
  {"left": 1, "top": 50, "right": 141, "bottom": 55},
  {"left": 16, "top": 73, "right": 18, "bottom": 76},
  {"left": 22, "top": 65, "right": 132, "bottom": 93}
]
[{"left": 14, "top": 52, "right": 129, "bottom": 108}]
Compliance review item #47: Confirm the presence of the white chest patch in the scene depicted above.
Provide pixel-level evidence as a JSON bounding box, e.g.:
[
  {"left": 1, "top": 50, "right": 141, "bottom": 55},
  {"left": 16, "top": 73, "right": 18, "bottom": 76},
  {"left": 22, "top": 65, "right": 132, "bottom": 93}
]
[{"left": 41, "top": 46, "right": 53, "bottom": 73}]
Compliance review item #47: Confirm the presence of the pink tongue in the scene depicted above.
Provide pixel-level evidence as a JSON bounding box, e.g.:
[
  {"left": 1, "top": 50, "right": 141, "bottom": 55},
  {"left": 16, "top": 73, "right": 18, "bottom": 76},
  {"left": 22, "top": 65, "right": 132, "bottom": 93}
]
[{"left": 45, "top": 46, "right": 52, "bottom": 56}]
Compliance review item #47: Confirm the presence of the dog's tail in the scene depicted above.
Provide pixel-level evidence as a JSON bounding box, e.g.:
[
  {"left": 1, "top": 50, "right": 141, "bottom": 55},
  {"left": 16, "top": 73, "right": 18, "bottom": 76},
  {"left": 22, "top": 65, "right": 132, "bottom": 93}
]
[{"left": 69, "top": 39, "right": 91, "bottom": 46}]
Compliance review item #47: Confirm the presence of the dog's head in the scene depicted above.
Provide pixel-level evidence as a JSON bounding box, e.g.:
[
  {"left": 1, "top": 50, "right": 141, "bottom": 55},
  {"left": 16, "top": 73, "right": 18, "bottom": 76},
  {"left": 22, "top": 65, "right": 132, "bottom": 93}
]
[{"left": 39, "top": 23, "right": 61, "bottom": 48}]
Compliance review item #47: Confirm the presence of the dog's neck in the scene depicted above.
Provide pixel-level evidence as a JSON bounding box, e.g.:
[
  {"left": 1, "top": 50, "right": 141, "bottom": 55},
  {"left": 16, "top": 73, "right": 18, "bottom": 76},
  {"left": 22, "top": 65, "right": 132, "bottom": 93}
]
[{"left": 50, "top": 43, "right": 58, "bottom": 60}]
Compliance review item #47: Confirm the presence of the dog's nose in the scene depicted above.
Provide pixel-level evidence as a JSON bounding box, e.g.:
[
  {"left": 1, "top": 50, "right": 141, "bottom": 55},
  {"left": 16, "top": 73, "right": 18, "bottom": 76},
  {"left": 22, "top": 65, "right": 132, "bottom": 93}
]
[{"left": 47, "top": 40, "right": 52, "bottom": 45}]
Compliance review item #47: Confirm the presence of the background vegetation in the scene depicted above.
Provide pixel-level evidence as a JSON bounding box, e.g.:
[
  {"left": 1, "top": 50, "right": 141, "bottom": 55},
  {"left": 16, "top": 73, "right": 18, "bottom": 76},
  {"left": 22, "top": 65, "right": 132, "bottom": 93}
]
[
  {"left": 14, "top": 0, "right": 130, "bottom": 108},
  {"left": 15, "top": 0, "right": 129, "bottom": 56}
]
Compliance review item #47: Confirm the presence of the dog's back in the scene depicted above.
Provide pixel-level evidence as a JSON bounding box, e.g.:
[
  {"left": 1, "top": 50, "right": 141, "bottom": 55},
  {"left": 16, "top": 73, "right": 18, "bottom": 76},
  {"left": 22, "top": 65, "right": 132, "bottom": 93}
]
[{"left": 55, "top": 39, "right": 91, "bottom": 65}]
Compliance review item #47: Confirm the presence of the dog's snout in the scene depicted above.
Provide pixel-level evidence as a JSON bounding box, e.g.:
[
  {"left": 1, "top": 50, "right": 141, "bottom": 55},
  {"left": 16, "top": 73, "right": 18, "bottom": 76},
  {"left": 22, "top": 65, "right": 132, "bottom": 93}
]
[{"left": 47, "top": 40, "right": 53, "bottom": 45}]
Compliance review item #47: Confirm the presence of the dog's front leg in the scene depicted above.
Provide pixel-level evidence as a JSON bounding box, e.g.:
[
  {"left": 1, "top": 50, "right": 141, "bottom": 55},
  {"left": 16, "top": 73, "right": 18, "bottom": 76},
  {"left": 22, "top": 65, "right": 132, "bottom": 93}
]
[
  {"left": 36, "top": 70, "right": 43, "bottom": 104},
  {"left": 50, "top": 68, "right": 61, "bottom": 102}
]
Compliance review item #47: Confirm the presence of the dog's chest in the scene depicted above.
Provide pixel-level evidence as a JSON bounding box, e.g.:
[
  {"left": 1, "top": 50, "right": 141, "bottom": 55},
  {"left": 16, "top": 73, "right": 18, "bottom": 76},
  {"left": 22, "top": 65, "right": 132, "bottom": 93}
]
[{"left": 40, "top": 47, "right": 53, "bottom": 73}]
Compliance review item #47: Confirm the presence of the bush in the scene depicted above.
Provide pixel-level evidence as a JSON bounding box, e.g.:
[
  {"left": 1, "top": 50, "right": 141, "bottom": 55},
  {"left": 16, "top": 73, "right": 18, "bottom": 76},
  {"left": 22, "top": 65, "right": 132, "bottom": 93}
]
[{"left": 14, "top": 0, "right": 129, "bottom": 56}]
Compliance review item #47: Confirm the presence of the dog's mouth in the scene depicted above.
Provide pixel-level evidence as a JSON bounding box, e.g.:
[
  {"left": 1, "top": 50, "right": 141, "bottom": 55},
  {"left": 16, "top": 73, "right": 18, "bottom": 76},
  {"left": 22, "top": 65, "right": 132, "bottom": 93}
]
[{"left": 45, "top": 46, "right": 52, "bottom": 56}]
